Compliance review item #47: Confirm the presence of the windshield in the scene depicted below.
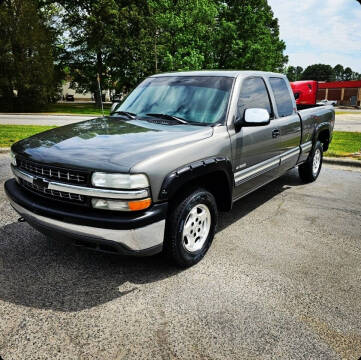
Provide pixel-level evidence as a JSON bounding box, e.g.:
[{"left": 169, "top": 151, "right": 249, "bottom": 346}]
[{"left": 114, "top": 76, "right": 234, "bottom": 125}]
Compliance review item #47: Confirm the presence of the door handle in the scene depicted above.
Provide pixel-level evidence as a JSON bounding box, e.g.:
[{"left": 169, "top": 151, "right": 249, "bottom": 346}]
[{"left": 272, "top": 129, "right": 280, "bottom": 138}]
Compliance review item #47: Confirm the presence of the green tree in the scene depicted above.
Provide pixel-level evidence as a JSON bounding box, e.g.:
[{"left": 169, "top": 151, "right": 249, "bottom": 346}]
[
  {"left": 0, "top": 0, "right": 61, "bottom": 111},
  {"left": 55, "top": 0, "right": 288, "bottom": 101},
  {"left": 213, "top": 0, "right": 287, "bottom": 71},
  {"left": 285, "top": 66, "right": 296, "bottom": 81},
  {"left": 149, "top": 0, "right": 218, "bottom": 72},
  {"left": 333, "top": 64, "right": 344, "bottom": 80},
  {"left": 343, "top": 67, "right": 353, "bottom": 81},
  {"left": 295, "top": 66, "right": 303, "bottom": 80},
  {"left": 301, "top": 64, "right": 335, "bottom": 82}
]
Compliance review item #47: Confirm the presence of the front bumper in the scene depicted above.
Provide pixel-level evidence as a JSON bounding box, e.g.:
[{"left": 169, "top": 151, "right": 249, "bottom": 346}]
[{"left": 5, "top": 179, "right": 167, "bottom": 256}]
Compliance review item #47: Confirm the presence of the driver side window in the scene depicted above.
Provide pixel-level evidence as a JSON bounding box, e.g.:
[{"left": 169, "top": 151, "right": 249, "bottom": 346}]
[{"left": 238, "top": 77, "right": 273, "bottom": 120}]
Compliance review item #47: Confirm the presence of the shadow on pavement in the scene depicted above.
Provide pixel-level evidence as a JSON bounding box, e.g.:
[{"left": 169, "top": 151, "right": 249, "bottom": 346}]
[
  {"left": 218, "top": 168, "right": 303, "bottom": 231},
  {"left": 0, "top": 169, "right": 303, "bottom": 312}
]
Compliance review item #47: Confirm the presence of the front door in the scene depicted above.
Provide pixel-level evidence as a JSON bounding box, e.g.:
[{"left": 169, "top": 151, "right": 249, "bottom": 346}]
[{"left": 231, "top": 76, "right": 283, "bottom": 199}]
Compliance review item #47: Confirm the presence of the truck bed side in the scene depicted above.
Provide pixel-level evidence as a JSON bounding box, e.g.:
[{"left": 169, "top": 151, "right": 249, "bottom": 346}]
[{"left": 297, "top": 105, "right": 335, "bottom": 163}]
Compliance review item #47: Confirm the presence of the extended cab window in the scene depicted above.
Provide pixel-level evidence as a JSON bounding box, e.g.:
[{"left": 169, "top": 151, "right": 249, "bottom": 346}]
[
  {"left": 238, "top": 77, "right": 272, "bottom": 120},
  {"left": 269, "top": 78, "right": 294, "bottom": 117}
]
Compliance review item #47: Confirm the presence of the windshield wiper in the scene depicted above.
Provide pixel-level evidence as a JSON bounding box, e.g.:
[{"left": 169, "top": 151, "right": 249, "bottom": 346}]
[
  {"left": 112, "top": 111, "right": 137, "bottom": 119},
  {"left": 146, "top": 113, "right": 188, "bottom": 124}
]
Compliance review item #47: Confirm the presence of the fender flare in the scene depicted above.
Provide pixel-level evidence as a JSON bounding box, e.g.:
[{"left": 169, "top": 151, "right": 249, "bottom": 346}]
[
  {"left": 313, "top": 122, "right": 331, "bottom": 144},
  {"left": 158, "top": 157, "right": 234, "bottom": 205}
]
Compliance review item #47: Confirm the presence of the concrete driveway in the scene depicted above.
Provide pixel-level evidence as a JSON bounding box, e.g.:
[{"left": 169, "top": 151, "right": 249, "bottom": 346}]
[
  {"left": 0, "top": 153, "right": 361, "bottom": 359},
  {"left": 334, "top": 113, "right": 361, "bottom": 132}
]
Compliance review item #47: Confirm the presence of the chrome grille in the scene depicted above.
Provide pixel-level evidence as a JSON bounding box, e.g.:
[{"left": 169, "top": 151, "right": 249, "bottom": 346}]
[
  {"left": 17, "top": 158, "right": 88, "bottom": 185},
  {"left": 20, "top": 178, "right": 86, "bottom": 203}
]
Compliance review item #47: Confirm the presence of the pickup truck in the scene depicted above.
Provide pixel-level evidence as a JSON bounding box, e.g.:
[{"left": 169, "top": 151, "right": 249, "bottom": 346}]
[{"left": 5, "top": 71, "right": 335, "bottom": 267}]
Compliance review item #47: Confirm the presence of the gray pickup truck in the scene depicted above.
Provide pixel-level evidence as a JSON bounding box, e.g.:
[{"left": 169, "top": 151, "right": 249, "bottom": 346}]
[{"left": 5, "top": 71, "right": 335, "bottom": 267}]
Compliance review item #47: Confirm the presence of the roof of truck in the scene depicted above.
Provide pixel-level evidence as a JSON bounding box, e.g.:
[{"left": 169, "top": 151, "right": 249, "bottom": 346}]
[{"left": 150, "top": 70, "right": 285, "bottom": 78}]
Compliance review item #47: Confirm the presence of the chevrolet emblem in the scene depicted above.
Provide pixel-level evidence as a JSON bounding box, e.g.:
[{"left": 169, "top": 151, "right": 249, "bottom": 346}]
[{"left": 33, "top": 177, "right": 49, "bottom": 189}]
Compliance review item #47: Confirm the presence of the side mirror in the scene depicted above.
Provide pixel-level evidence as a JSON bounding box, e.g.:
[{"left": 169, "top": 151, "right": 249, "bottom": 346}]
[
  {"left": 110, "top": 102, "right": 119, "bottom": 114},
  {"left": 244, "top": 108, "right": 270, "bottom": 126}
]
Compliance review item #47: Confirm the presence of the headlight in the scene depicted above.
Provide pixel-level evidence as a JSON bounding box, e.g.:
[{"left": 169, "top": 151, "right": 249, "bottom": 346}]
[
  {"left": 91, "top": 172, "right": 149, "bottom": 189},
  {"left": 92, "top": 198, "right": 151, "bottom": 211},
  {"left": 10, "top": 151, "right": 17, "bottom": 166}
]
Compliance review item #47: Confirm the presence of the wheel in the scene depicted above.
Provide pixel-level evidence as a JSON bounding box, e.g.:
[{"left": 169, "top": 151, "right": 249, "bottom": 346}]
[
  {"left": 298, "top": 141, "right": 323, "bottom": 183},
  {"left": 163, "top": 188, "right": 218, "bottom": 267}
]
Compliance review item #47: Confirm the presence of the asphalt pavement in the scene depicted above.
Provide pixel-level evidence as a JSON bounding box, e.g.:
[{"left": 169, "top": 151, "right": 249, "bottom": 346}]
[
  {"left": 0, "top": 153, "right": 361, "bottom": 359},
  {"left": 0, "top": 114, "right": 93, "bottom": 126}
]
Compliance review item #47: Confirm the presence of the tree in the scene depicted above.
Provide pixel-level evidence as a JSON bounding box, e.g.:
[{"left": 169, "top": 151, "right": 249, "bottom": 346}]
[
  {"left": 148, "top": 0, "right": 218, "bottom": 72},
  {"left": 213, "top": 0, "right": 287, "bottom": 71},
  {"left": 295, "top": 66, "right": 303, "bottom": 80},
  {"left": 56, "top": 0, "right": 288, "bottom": 100},
  {"left": 0, "top": 0, "right": 61, "bottom": 111},
  {"left": 301, "top": 64, "right": 335, "bottom": 82},
  {"left": 285, "top": 66, "right": 296, "bottom": 81},
  {"left": 333, "top": 64, "right": 344, "bottom": 80},
  {"left": 343, "top": 67, "right": 353, "bottom": 81},
  {"left": 285, "top": 66, "right": 304, "bottom": 81}
]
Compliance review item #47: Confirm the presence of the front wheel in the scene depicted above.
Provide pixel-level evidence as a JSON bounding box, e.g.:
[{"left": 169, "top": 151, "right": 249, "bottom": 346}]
[
  {"left": 163, "top": 188, "right": 218, "bottom": 267},
  {"left": 298, "top": 141, "right": 323, "bottom": 183}
]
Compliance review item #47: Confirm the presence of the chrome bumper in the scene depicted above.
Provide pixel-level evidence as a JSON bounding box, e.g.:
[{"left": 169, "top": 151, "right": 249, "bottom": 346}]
[{"left": 9, "top": 199, "right": 165, "bottom": 253}]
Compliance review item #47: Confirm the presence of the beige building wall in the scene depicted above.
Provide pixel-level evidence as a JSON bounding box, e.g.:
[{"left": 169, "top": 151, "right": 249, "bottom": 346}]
[{"left": 62, "top": 82, "right": 111, "bottom": 102}]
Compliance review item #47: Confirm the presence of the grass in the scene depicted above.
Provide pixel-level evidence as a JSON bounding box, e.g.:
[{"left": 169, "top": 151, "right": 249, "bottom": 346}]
[
  {"left": 0, "top": 125, "right": 56, "bottom": 148},
  {"left": 1, "top": 125, "right": 360, "bottom": 161},
  {"left": 42, "top": 103, "right": 111, "bottom": 115},
  {"left": 335, "top": 111, "right": 360, "bottom": 115},
  {"left": 325, "top": 131, "right": 361, "bottom": 159}
]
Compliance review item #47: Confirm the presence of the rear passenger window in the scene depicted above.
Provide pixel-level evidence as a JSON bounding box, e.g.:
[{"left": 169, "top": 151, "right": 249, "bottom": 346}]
[
  {"left": 269, "top": 78, "right": 294, "bottom": 117},
  {"left": 238, "top": 77, "right": 272, "bottom": 120}
]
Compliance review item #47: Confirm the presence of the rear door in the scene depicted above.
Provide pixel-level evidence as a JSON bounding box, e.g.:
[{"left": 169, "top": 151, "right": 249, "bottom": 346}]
[
  {"left": 232, "top": 76, "right": 283, "bottom": 199},
  {"left": 268, "top": 77, "right": 301, "bottom": 173}
]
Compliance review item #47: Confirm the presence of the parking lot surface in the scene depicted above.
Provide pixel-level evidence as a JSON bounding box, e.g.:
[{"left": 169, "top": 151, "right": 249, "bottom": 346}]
[{"left": 0, "top": 153, "right": 360, "bottom": 360}]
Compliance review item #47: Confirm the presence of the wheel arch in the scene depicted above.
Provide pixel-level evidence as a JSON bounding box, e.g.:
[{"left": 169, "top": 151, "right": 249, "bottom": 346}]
[
  {"left": 159, "top": 157, "right": 234, "bottom": 212},
  {"left": 313, "top": 124, "right": 331, "bottom": 151}
]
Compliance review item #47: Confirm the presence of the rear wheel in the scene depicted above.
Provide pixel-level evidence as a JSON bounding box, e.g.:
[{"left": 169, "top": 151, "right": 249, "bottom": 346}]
[
  {"left": 298, "top": 141, "right": 323, "bottom": 183},
  {"left": 163, "top": 188, "right": 218, "bottom": 267}
]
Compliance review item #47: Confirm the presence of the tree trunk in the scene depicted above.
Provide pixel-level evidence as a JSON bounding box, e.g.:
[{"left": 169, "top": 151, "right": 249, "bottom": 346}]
[{"left": 95, "top": 51, "right": 103, "bottom": 108}]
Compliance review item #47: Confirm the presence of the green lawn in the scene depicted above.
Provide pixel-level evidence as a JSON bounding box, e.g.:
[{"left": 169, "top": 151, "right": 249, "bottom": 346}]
[
  {"left": 0, "top": 125, "right": 56, "bottom": 147},
  {"left": 325, "top": 131, "right": 361, "bottom": 158},
  {"left": 1, "top": 125, "right": 360, "bottom": 160},
  {"left": 42, "top": 103, "right": 111, "bottom": 115}
]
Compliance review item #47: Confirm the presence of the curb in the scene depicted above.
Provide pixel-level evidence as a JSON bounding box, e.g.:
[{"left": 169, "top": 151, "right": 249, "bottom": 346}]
[
  {"left": 323, "top": 156, "right": 361, "bottom": 168},
  {"left": 0, "top": 147, "right": 10, "bottom": 153}
]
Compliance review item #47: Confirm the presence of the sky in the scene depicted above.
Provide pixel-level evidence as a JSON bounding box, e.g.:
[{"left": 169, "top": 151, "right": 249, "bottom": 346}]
[{"left": 268, "top": 0, "right": 361, "bottom": 72}]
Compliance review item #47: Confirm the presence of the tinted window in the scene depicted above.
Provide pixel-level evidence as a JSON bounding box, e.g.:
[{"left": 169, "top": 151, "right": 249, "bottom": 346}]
[
  {"left": 238, "top": 77, "right": 272, "bottom": 119},
  {"left": 116, "top": 76, "right": 234, "bottom": 124},
  {"left": 269, "top": 77, "right": 294, "bottom": 117}
]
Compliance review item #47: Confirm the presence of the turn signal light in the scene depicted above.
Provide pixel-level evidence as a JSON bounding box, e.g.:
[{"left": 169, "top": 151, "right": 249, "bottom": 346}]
[
  {"left": 92, "top": 198, "right": 151, "bottom": 211},
  {"left": 128, "top": 198, "right": 152, "bottom": 211}
]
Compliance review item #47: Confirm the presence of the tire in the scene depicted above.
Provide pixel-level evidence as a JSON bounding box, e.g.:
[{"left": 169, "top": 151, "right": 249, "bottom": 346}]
[
  {"left": 163, "top": 188, "right": 218, "bottom": 267},
  {"left": 298, "top": 141, "right": 323, "bottom": 183}
]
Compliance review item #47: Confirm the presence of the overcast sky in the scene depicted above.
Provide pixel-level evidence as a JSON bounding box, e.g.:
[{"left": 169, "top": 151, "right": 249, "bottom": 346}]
[{"left": 268, "top": 0, "right": 361, "bottom": 72}]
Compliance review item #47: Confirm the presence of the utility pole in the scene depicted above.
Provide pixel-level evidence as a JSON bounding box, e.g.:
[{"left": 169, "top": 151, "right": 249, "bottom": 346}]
[{"left": 155, "top": 29, "right": 159, "bottom": 73}]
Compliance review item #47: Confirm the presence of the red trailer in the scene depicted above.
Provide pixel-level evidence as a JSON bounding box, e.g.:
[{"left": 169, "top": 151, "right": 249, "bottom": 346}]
[{"left": 290, "top": 80, "right": 318, "bottom": 105}]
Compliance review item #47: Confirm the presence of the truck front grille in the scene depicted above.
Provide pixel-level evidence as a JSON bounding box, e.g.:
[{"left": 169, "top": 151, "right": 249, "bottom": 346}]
[
  {"left": 20, "top": 178, "right": 86, "bottom": 204},
  {"left": 17, "top": 158, "right": 88, "bottom": 185}
]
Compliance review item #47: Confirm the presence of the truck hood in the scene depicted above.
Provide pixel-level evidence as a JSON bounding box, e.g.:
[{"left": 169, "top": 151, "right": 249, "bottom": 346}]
[{"left": 12, "top": 117, "right": 214, "bottom": 172}]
